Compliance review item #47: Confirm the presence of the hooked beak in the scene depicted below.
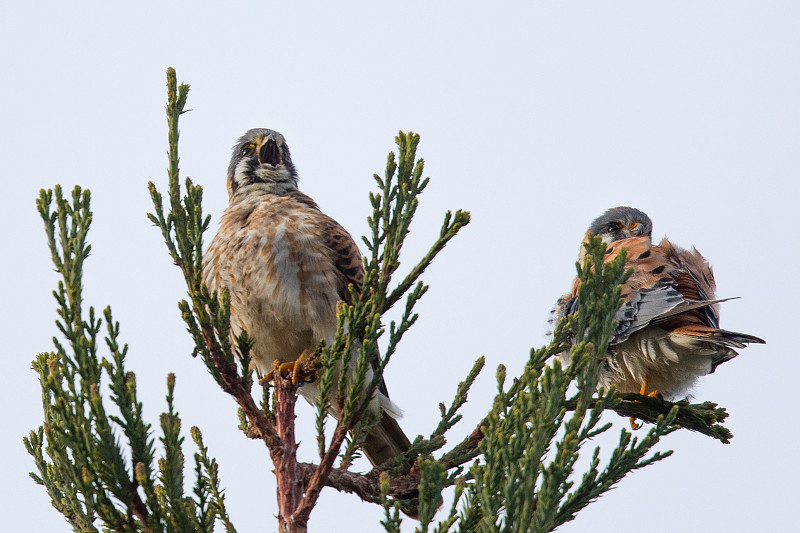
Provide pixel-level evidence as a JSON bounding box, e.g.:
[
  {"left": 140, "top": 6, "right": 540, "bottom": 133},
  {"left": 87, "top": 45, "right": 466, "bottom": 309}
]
[{"left": 629, "top": 222, "right": 644, "bottom": 236}]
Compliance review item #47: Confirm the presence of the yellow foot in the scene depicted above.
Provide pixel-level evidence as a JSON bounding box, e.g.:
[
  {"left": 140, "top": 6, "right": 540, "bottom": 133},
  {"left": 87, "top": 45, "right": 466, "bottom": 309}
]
[
  {"left": 639, "top": 383, "right": 662, "bottom": 400},
  {"left": 256, "top": 349, "right": 320, "bottom": 387},
  {"left": 258, "top": 360, "right": 296, "bottom": 386},
  {"left": 629, "top": 383, "right": 662, "bottom": 429}
]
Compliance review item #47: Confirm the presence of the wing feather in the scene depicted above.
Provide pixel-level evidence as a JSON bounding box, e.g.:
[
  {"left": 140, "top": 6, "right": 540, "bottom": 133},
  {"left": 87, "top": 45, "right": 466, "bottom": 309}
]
[
  {"left": 555, "top": 235, "right": 764, "bottom": 352},
  {"left": 287, "top": 191, "right": 365, "bottom": 304},
  {"left": 285, "top": 191, "right": 391, "bottom": 396}
]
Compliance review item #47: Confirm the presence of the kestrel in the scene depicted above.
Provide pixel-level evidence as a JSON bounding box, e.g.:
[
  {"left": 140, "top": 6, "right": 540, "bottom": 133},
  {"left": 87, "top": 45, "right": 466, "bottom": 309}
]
[
  {"left": 202, "top": 128, "right": 410, "bottom": 466},
  {"left": 552, "top": 206, "right": 764, "bottom": 401}
]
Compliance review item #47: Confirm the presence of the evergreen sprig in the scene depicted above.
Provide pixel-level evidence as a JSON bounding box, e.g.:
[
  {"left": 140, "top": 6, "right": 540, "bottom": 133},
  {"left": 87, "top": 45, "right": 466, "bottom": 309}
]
[
  {"left": 147, "top": 69, "right": 262, "bottom": 443},
  {"left": 297, "top": 132, "right": 473, "bottom": 524},
  {"left": 191, "top": 426, "right": 237, "bottom": 533},
  {"left": 26, "top": 89, "right": 236, "bottom": 533},
  {"left": 314, "top": 131, "right": 472, "bottom": 477},
  {"left": 421, "top": 237, "right": 681, "bottom": 533}
]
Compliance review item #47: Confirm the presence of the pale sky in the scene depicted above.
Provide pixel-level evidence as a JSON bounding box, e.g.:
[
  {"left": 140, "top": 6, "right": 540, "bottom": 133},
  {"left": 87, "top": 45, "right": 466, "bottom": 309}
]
[{"left": 2, "top": 2, "right": 798, "bottom": 532}]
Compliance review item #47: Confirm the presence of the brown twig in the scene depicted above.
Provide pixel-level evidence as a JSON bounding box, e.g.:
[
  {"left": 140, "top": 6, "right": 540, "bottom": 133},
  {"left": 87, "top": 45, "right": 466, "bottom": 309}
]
[
  {"left": 129, "top": 479, "right": 155, "bottom": 533},
  {"left": 291, "top": 414, "right": 350, "bottom": 527},
  {"left": 611, "top": 394, "right": 732, "bottom": 443},
  {"left": 434, "top": 392, "right": 732, "bottom": 475},
  {"left": 293, "top": 461, "right": 420, "bottom": 503},
  {"left": 439, "top": 425, "right": 485, "bottom": 470},
  {"left": 273, "top": 373, "right": 304, "bottom": 533},
  {"left": 199, "top": 324, "right": 282, "bottom": 453}
]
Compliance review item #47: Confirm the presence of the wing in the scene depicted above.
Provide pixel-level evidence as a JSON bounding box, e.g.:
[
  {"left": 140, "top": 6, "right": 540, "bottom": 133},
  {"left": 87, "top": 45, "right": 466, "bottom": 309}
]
[
  {"left": 286, "top": 192, "right": 393, "bottom": 395},
  {"left": 550, "top": 237, "right": 681, "bottom": 339},
  {"left": 611, "top": 237, "right": 764, "bottom": 353},
  {"left": 556, "top": 236, "right": 763, "bottom": 348},
  {"left": 318, "top": 215, "right": 364, "bottom": 304},
  {"left": 603, "top": 237, "right": 687, "bottom": 342},
  {"left": 287, "top": 191, "right": 364, "bottom": 304},
  {"left": 601, "top": 237, "right": 720, "bottom": 343},
  {"left": 551, "top": 236, "right": 669, "bottom": 332}
]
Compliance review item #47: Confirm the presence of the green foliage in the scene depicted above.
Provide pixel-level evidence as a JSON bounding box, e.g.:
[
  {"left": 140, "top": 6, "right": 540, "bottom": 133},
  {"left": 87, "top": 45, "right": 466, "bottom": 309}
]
[
  {"left": 314, "top": 130, "right": 472, "bottom": 471},
  {"left": 462, "top": 238, "right": 676, "bottom": 532},
  {"left": 148, "top": 69, "right": 255, "bottom": 416},
  {"left": 27, "top": 67, "right": 736, "bottom": 533},
  {"left": 395, "top": 236, "right": 733, "bottom": 533},
  {"left": 25, "top": 185, "right": 236, "bottom": 532}
]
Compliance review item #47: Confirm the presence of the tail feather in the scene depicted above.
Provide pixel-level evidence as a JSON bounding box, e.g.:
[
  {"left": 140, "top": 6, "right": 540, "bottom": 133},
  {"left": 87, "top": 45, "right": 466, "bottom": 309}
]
[
  {"left": 363, "top": 413, "right": 418, "bottom": 519},
  {"left": 716, "top": 329, "right": 766, "bottom": 346},
  {"left": 363, "top": 411, "right": 411, "bottom": 467},
  {"left": 676, "top": 325, "right": 765, "bottom": 349}
]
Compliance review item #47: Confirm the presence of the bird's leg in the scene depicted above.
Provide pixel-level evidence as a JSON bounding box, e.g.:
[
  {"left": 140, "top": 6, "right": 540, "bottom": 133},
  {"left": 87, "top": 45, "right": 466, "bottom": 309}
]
[{"left": 629, "top": 382, "right": 662, "bottom": 429}]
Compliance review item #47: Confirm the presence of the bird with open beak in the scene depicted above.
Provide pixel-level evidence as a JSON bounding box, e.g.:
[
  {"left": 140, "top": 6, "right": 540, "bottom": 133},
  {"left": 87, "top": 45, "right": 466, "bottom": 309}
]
[{"left": 203, "top": 128, "right": 412, "bottom": 468}]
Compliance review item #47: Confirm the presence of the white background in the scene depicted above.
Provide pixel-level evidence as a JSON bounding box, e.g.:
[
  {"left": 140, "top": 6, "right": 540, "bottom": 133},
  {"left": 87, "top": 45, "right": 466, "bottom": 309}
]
[{"left": 2, "top": 2, "right": 796, "bottom": 531}]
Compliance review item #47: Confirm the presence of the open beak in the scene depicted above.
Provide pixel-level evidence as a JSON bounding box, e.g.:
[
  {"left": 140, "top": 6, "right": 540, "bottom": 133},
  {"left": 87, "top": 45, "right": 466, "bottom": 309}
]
[{"left": 258, "top": 134, "right": 281, "bottom": 166}]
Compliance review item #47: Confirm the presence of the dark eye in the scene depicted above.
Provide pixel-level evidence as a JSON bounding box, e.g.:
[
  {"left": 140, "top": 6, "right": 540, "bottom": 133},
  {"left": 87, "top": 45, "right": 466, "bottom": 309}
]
[
  {"left": 241, "top": 145, "right": 254, "bottom": 157},
  {"left": 607, "top": 223, "right": 620, "bottom": 233}
]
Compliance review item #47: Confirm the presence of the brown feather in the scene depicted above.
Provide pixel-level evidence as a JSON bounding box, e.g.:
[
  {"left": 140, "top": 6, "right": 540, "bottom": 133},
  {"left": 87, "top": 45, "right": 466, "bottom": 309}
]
[
  {"left": 555, "top": 226, "right": 764, "bottom": 398},
  {"left": 287, "top": 191, "right": 364, "bottom": 304},
  {"left": 363, "top": 412, "right": 412, "bottom": 467},
  {"left": 206, "top": 132, "right": 414, "bottom": 506}
]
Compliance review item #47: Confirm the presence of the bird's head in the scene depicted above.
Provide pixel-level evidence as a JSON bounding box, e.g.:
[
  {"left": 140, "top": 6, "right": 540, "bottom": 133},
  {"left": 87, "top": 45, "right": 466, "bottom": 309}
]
[
  {"left": 587, "top": 206, "right": 652, "bottom": 244},
  {"left": 226, "top": 128, "right": 298, "bottom": 200}
]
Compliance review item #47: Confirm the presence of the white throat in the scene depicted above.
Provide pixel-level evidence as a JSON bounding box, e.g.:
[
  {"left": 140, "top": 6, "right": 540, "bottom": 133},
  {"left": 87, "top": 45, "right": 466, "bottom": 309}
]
[{"left": 231, "top": 160, "right": 298, "bottom": 200}]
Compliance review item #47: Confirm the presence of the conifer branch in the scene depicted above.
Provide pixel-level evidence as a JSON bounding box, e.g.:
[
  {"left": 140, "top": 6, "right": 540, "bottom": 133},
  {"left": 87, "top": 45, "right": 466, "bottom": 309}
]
[
  {"left": 148, "top": 69, "right": 282, "bottom": 455},
  {"left": 191, "top": 426, "right": 237, "bottom": 533},
  {"left": 27, "top": 74, "right": 239, "bottom": 533},
  {"left": 28, "top": 68, "right": 741, "bottom": 533},
  {"left": 145, "top": 69, "right": 473, "bottom": 530}
]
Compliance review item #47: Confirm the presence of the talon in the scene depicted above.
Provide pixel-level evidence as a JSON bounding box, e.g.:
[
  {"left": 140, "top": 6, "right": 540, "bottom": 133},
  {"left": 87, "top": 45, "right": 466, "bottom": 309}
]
[
  {"left": 278, "top": 361, "right": 296, "bottom": 377},
  {"left": 640, "top": 383, "right": 661, "bottom": 399},
  {"left": 256, "top": 351, "right": 320, "bottom": 387},
  {"left": 629, "top": 417, "right": 642, "bottom": 430},
  {"left": 291, "top": 364, "right": 303, "bottom": 385},
  {"left": 258, "top": 360, "right": 284, "bottom": 386}
]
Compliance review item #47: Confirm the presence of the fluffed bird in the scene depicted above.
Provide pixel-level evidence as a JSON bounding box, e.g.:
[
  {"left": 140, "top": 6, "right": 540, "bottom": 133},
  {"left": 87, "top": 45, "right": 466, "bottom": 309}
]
[
  {"left": 202, "top": 128, "right": 411, "bottom": 467},
  {"left": 552, "top": 206, "right": 764, "bottom": 401}
]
